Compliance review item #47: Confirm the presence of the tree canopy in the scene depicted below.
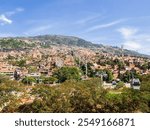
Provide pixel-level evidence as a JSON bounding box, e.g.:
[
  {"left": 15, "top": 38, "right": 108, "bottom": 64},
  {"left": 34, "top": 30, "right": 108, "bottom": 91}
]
[{"left": 53, "top": 67, "right": 82, "bottom": 83}]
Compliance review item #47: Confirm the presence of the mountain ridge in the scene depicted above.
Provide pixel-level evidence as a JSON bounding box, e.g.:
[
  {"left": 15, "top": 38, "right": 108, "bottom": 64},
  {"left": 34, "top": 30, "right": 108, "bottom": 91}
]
[{"left": 0, "top": 34, "right": 149, "bottom": 58}]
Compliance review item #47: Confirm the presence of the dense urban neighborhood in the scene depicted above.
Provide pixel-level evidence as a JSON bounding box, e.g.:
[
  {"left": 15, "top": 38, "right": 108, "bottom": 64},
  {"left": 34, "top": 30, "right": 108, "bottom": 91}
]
[{"left": 0, "top": 36, "right": 150, "bottom": 113}]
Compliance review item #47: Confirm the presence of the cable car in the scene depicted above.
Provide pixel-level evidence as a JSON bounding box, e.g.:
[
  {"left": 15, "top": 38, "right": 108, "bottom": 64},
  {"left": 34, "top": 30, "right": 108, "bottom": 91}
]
[{"left": 131, "top": 78, "right": 140, "bottom": 90}]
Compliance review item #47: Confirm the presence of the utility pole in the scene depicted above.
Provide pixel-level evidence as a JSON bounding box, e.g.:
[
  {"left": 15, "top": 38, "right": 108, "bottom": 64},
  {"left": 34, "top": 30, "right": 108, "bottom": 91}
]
[
  {"left": 78, "top": 56, "right": 81, "bottom": 68},
  {"left": 121, "top": 45, "right": 124, "bottom": 63},
  {"left": 100, "top": 73, "right": 104, "bottom": 87},
  {"left": 81, "top": 51, "right": 89, "bottom": 80},
  {"left": 27, "top": 76, "right": 29, "bottom": 86},
  {"left": 85, "top": 59, "right": 88, "bottom": 79}
]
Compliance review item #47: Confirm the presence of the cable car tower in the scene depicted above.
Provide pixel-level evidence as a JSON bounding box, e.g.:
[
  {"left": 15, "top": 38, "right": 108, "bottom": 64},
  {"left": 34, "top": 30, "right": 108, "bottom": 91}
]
[{"left": 121, "top": 45, "right": 124, "bottom": 64}]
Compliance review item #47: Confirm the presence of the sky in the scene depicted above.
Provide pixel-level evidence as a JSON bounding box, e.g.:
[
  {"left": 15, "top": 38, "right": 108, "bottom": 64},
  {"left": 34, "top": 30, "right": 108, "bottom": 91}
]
[{"left": 0, "top": 0, "right": 150, "bottom": 55}]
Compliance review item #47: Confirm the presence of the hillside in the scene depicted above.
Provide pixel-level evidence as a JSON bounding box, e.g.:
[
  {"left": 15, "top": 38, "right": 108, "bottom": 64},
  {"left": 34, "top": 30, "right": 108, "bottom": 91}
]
[{"left": 0, "top": 35, "right": 149, "bottom": 58}]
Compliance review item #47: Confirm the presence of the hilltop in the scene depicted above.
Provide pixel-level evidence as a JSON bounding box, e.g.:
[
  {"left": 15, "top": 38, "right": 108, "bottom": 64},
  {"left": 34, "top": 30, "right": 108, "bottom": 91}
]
[{"left": 0, "top": 35, "right": 149, "bottom": 58}]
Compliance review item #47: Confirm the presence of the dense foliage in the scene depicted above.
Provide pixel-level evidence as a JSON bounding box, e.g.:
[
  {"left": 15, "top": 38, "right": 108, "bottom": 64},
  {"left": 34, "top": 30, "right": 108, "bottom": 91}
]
[
  {"left": 53, "top": 67, "right": 82, "bottom": 83},
  {"left": 16, "top": 79, "right": 149, "bottom": 113},
  {"left": 22, "top": 76, "right": 36, "bottom": 85},
  {"left": 0, "top": 75, "right": 25, "bottom": 112},
  {"left": 140, "top": 74, "right": 150, "bottom": 92},
  {"left": 0, "top": 39, "right": 35, "bottom": 49},
  {"left": 0, "top": 75, "right": 150, "bottom": 113}
]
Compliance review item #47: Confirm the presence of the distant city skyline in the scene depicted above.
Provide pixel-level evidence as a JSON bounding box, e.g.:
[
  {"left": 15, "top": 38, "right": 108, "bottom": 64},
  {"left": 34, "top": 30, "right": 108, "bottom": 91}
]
[{"left": 0, "top": 0, "right": 150, "bottom": 54}]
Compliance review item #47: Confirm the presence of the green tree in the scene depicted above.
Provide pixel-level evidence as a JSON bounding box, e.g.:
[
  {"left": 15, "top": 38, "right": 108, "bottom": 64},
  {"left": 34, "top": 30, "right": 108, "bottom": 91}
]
[
  {"left": 17, "top": 78, "right": 106, "bottom": 113},
  {"left": 42, "top": 76, "right": 58, "bottom": 84},
  {"left": 115, "top": 81, "right": 125, "bottom": 89},
  {"left": 103, "top": 69, "right": 113, "bottom": 82},
  {"left": 17, "top": 59, "right": 26, "bottom": 67},
  {"left": 0, "top": 77, "right": 25, "bottom": 112},
  {"left": 22, "top": 76, "right": 36, "bottom": 85},
  {"left": 53, "top": 67, "right": 81, "bottom": 83},
  {"left": 120, "top": 70, "right": 131, "bottom": 82},
  {"left": 80, "top": 62, "right": 95, "bottom": 77},
  {"left": 140, "top": 63, "right": 148, "bottom": 71},
  {"left": 140, "top": 74, "right": 150, "bottom": 92},
  {"left": 0, "top": 74, "right": 8, "bottom": 83}
]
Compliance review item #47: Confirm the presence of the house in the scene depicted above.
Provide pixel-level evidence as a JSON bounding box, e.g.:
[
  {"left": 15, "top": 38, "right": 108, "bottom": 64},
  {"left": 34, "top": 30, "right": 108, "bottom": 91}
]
[{"left": 0, "top": 61, "right": 16, "bottom": 77}]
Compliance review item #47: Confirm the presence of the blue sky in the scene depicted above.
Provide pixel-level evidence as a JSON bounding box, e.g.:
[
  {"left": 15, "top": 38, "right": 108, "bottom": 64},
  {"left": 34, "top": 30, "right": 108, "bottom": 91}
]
[{"left": 0, "top": 0, "right": 150, "bottom": 54}]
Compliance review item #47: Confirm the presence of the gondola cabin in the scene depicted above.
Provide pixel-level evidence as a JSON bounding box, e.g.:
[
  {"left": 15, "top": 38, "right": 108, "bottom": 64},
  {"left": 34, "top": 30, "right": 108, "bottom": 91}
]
[{"left": 131, "top": 78, "right": 141, "bottom": 90}]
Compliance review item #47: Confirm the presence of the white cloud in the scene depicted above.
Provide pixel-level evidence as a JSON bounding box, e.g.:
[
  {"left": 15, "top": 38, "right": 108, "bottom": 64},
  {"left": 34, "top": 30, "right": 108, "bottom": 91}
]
[
  {"left": 0, "top": 7, "right": 24, "bottom": 26},
  {"left": 5, "top": 7, "right": 24, "bottom": 16},
  {"left": 118, "top": 27, "right": 150, "bottom": 54},
  {"left": 0, "top": 14, "right": 12, "bottom": 25},
  {"left": 16, "top": 8, "right": 24, "bottom": 12},
  {"left": 85, "top": 19, "right": 123, "bottom": 32},
  {"left": 75, "top": 14, "right": 102, "bottom": 25},
  {"left": 123, "top": 41, "right": 141, "bottom": 50},
  {"left": 118, "top": 27, "right": 138, "bottom": 39}
]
